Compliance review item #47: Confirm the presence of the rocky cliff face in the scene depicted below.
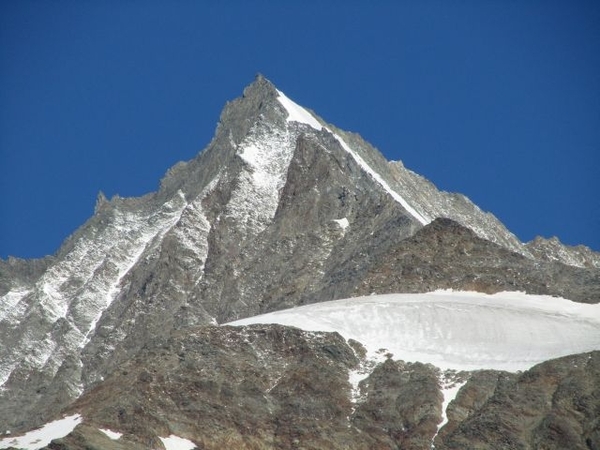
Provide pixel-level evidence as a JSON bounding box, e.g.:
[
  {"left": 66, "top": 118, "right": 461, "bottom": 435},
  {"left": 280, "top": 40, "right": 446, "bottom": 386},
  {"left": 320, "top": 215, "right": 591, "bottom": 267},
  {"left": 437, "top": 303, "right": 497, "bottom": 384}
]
[
  {"left": 526, "top": 235, "right": 600, "bottom": 269},
  {"left": 436, "top": 352, "right": 600, "bottom": 450},
  {"left": 35, "top": 326, "right": 600, "bottom": 450},
  {"left": 354, "top": 218, "right": 600, "bottom": 303},
  {"left": 1, "top": 75, "right": 599, "bottom": 446}
]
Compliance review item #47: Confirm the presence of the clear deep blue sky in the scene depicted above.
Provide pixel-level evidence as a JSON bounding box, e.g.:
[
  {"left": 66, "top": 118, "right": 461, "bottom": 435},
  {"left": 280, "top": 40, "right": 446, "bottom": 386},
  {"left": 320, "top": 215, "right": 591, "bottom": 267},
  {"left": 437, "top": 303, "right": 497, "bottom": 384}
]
[{"left": 1, "top": 1, "right": 599, "bottom": 259}]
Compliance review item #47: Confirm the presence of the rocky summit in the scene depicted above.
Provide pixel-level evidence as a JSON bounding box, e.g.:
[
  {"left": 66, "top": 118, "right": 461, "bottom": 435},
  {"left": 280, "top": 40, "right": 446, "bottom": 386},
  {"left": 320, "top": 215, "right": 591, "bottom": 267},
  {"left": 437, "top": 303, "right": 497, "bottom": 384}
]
[{"left": 0, "top": 75, "right": 599, "bottom": 449}]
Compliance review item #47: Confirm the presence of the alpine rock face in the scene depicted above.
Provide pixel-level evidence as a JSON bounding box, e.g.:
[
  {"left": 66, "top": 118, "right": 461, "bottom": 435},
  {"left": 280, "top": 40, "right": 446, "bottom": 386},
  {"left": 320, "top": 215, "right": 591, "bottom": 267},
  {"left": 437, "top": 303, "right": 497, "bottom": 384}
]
[{"left": 1, "top": 75, "right": 599, "bottom": 449}]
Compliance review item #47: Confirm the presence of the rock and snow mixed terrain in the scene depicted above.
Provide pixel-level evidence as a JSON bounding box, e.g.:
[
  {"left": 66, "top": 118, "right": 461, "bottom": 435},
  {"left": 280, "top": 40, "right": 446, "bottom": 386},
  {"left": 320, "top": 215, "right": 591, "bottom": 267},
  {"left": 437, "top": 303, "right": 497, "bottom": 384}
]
[
  {"left": 0, "top": 75, "right": 599, "bottom": 449},
  {"left": 0, "top": 419, "right": 195, "bottom": 450},
  {"left": 0, "top": 415, "right": 82, "bottom": 450}
]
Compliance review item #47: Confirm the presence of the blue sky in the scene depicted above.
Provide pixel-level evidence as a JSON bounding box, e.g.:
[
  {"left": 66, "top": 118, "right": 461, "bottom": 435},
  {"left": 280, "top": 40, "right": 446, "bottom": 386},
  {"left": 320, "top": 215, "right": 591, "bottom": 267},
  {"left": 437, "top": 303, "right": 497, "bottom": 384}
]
[{"left": 1, "top": 1, "right": 599, "bottom": 259}]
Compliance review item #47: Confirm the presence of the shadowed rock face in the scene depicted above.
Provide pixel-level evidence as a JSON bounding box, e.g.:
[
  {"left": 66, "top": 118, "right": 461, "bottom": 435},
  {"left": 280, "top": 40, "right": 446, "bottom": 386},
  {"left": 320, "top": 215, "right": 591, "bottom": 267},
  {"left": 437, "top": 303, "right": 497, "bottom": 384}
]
[{"left": 1, "top": 76, "right": 599, "bottom": 443}]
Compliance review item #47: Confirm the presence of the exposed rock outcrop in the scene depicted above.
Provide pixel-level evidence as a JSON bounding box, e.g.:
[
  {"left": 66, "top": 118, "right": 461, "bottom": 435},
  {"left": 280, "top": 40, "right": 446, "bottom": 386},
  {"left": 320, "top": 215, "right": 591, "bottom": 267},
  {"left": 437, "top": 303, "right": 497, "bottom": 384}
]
[{"left": 36, "top": 326, "right": 600, "bottom": 450}]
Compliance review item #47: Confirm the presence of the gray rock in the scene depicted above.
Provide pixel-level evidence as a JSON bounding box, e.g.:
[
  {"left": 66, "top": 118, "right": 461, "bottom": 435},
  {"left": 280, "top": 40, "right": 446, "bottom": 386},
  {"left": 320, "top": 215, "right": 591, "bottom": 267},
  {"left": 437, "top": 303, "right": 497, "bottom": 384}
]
[
  {"left": 354, "top": 217, "right": 600, "bottom": 303},
  {"left": 37, "top": 329, "right": 600, "bottom": 450},
  {"left": 526, "top": 235, "right": 600, "bottom": 269},
  {"left": 437, "top": 352, "right": 600, "bottom": 450}
]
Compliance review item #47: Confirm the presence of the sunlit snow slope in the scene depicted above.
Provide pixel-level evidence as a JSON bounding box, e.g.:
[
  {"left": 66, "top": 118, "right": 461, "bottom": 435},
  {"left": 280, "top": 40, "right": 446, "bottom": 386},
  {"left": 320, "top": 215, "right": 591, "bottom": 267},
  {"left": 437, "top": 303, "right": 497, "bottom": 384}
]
[{"left": 228, "top": 290, "right": 600, "bottom": 372}]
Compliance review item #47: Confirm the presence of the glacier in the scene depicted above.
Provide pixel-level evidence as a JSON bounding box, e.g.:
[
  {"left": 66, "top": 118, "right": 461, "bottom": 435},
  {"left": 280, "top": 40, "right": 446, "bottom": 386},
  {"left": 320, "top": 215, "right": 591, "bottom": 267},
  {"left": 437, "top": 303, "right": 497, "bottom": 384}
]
[{"left": 228, "top": 290, "right": 600, "bottom": 372}]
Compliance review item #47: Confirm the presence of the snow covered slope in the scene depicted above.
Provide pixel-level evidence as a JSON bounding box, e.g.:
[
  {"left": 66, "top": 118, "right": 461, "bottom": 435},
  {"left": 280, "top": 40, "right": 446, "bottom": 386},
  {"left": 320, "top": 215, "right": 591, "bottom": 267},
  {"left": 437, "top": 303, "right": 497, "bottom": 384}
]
[{"left": 228, "top": 290, "right": 600, "bottom": 372}]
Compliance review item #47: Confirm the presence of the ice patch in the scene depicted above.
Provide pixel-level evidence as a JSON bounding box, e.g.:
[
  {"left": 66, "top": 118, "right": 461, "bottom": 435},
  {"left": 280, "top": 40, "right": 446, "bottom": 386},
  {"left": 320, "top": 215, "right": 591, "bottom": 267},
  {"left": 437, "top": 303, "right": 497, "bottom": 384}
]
[
  {"left": 159, "top": 434, "right": 196, "bottom": 450},
  {"left": 0, "top": 414, "right": 82, "bottom": 449}
]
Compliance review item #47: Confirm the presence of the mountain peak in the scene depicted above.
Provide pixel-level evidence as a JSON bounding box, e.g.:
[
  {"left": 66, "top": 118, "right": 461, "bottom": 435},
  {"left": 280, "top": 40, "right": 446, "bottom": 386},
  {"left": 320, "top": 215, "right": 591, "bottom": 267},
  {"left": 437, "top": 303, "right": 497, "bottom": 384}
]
[
  {"left": 245, "top": 73, "right": 277, "bottom": 96},
  {"left": 230, "top": 75, "right": 323, "bottom": 132},
  {"left": 212, "top": 75, "right": 286, "bottom": 146},
  {"left": 1, "top": 76, "right": 599, "bottom": 436}
]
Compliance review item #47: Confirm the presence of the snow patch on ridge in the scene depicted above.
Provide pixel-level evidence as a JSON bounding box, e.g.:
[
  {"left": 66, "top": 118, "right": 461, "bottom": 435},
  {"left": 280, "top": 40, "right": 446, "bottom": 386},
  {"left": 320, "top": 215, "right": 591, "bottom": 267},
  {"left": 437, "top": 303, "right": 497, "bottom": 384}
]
[
  {"left": 159, "top": 434, "right": 196, "bottom": 450},
  {"left": 278, "top": 88, "right": 536, "bottom": 255},
  {"left": 331, "top": 131, "right": 429, "bottom": 225},
  {"left": 333, "top": 217, "right": 350, "bottom": 231}
]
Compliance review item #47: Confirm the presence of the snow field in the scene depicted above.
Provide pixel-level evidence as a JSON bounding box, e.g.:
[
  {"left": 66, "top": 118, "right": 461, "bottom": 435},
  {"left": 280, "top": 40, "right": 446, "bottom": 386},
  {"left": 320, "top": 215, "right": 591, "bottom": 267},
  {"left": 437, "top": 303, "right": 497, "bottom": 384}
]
[
  {"left": 229, "top": 290, "right": 600, "bottom": 440},
  {"left": 227, "top": 290, "right": 600, "bottom": 372}
]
